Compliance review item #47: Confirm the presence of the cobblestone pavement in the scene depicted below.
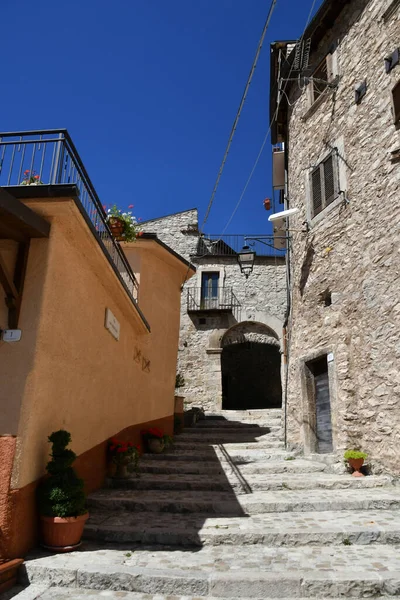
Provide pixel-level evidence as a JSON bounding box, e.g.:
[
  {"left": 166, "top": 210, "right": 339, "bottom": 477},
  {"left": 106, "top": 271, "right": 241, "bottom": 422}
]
[{"left": 13, "top": 409, "right": 400, "bottom": 599}]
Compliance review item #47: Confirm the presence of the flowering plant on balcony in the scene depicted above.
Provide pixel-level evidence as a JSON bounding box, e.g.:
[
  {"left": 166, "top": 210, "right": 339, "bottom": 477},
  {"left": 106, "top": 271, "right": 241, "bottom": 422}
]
[
  {"left": 106, "top": 204, "right": 142, "bottom": 242},
  {"left": 108, "top": 438, "right": 141, "bottom": 475},
  {"left": 20, "top": 169, "right": 43, "bottom": 185}
]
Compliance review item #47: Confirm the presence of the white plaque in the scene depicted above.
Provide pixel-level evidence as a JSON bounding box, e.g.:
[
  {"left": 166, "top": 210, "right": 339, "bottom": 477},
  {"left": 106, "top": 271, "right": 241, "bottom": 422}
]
[
  {"left": 105, "top": 308, "right": 120, "bottom": 341},
  {"left": 327, "top": 352, "right": 334, "bottom": 363},
  {"left": 1, "top": 329, "right": 22, "bottom": 342}
]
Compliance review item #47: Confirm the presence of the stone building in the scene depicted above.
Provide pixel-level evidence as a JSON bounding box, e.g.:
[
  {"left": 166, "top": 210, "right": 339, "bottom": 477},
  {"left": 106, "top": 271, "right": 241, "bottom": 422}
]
[
  {"left": 141, "top": 209, "right": 287, "bottom": 411},
  {"left": 270, "top": 0, "right": 400, "bottom": 472}
]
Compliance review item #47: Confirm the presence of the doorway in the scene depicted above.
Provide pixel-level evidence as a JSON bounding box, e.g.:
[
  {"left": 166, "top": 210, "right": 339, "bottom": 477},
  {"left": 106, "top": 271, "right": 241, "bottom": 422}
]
[
  {"left": 306, "top": 355, "right": 333, "bottom": 453},
  {"left": 221, "top": 341, "right": 282, "bottom": 410}
]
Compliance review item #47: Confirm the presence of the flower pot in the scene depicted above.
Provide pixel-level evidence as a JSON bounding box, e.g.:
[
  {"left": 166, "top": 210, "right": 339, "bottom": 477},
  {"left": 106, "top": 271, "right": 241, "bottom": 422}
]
[
  {"left": 114, "top": 462, "right": 130, "bottom": 479},
  {"left": 108, "top": 217, "right": 125, "bottom": 239},
  {"left": 147, "top": 438, "right": 165, "bottom": 454},
  {"left": 40, "top": 513, "right": 89, "bottom": 552},
  {"left": 348, "top": 457, "right": 365, "bottom": 477}
]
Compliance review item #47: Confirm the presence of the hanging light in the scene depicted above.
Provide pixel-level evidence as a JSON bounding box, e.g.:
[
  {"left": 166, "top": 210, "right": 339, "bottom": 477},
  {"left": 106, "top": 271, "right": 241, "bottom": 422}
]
[{"left": 237, "top": 245, "right": 256, "bottom": 278}]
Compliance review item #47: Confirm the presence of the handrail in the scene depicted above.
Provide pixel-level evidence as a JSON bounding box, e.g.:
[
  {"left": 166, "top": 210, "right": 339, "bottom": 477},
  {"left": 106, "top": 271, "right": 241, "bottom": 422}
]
[{"left": 0, "top": 129, "right": 139, "bottom": 303}]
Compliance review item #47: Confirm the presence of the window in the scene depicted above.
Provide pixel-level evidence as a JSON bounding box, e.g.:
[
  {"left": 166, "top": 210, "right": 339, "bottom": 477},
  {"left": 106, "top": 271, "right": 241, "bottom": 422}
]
[
  {"left": 310, "top": 52, "right": 337, "bottom": 105},
  {"left": 392, "top": 81, "right": 400, "bottom": 125},
  {"left": 310, "top": 152, "right": 339, "bottom": 218},
  {"left": 201, "top": 272, "right": 219, "bottom": 309}
]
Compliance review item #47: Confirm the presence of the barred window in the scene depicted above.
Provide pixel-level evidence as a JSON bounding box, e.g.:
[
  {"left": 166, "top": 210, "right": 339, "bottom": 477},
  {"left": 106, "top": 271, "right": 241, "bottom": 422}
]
[{"left": 310, "top": 152, "right": 339, "bottom": 218}]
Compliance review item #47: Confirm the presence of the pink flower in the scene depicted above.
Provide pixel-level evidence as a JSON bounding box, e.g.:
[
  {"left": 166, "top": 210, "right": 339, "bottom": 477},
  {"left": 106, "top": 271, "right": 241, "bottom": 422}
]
[{"left": 128, "top": 204, "right": 134, "bottom": 208}]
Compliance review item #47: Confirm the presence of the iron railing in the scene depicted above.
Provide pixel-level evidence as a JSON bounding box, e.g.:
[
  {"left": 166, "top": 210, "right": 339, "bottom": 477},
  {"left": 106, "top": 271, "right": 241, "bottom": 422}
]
[
  {"left": 0, "top": 130, "right": 138, "bottom": 301},
  {"left": 195, "top": 234, "right": 285, "bottom": 258},
  {"left": 187, "top": 287, "right": 241, "bottom": 318}
]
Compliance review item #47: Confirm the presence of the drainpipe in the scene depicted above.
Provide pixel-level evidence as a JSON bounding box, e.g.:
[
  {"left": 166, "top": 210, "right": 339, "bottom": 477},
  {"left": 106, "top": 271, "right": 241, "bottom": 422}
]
[{"left": 282, "top": 140, "right": 291, "bottom": 450}]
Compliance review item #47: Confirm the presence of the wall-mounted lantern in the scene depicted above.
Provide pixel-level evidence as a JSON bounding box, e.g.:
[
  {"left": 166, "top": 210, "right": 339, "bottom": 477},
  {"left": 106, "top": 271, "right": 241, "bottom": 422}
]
[{"left": 237, "top": 245, "right": 256, "bottom": 278}]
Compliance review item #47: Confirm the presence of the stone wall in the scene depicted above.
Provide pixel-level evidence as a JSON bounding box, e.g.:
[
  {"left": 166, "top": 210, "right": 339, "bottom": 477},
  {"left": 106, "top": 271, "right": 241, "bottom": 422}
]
[
  {"left": 282, "top": 0, "right": 400, "bottom": 472},
  {"left": 142, "top": 210, "right": 287, "bottom": 411}
]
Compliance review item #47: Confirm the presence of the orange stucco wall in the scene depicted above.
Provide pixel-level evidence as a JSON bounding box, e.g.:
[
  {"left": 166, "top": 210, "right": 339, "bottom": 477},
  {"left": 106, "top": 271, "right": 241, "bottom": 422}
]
[{"left": 0, "top": 197, "right": 193, "bottom": 559}]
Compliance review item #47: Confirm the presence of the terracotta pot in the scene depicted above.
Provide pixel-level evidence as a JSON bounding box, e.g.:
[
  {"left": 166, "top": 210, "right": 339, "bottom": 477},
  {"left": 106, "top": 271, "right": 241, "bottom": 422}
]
[
  {"left": 114, "top": 462, "right": 130, "bottom": 479},
  {"left": 348, "top": 457, "right": 365, "bottom": 477},
  {"left": 147, "top": 438, "right": 165, "bottom": 454},
  {"left": 108, "top": 216, "right": 125, "bottom": 238},
  {"left": 40, "top": 513, "right": 89, "bottom": 552},
  {"left": 174, "top": 395, "right": 184, "bottom": 413}
]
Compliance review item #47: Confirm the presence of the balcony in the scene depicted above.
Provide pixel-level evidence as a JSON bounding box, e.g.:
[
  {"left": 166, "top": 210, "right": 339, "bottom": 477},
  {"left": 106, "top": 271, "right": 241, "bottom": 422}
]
[
  {"left": 194, "top": 234, "right": 285, "bottom": 258},
  {"left": 187, "top": 287, "right": 240, "bottom": 318},
  {"left": 0, "top": 129, "right": 139, "bottom": 303}
]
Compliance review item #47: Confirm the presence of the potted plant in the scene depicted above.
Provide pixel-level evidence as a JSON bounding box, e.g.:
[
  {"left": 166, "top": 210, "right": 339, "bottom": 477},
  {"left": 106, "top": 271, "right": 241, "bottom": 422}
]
[
  {"left": 344, "top": 449, "right": 368, "bottom": 477},
  {"left": 141, "top": 428, "right": 173, "bottom": 454},
  {"left": 20, "top": 169, "right": 43, "bottom": 185},
  {"left": 108, "top": 438, "right": 140, "bottom": 478},
  {"left": 37, "top": 430, "right": 88, "bottom": 552},
  {"left": 106, "top": 204, "right": 142, "bottom": 242}
]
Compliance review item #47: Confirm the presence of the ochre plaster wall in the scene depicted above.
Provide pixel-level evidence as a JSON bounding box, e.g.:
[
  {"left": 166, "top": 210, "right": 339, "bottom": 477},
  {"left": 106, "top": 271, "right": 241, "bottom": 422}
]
[{"left": 0, "top": 198, "right": 191, "bottom": 558}]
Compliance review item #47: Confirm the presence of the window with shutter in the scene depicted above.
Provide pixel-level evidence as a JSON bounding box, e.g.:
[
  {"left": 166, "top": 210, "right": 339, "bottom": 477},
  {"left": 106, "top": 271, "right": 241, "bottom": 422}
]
[
  {"left": 310, "top": 152, "right": 339, "bottom": 218},
  {"left": 392, "top": 81, "right": 400, "bottom": 125},
  {"left": 311, "top": 168, "right": 323, "bottom": 216}
]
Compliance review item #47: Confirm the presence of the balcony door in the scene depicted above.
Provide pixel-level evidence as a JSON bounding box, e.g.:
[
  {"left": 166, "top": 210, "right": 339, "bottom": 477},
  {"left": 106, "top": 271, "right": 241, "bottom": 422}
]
[{"left": 201, "top": 272, "right": 219, "bottom": 310}]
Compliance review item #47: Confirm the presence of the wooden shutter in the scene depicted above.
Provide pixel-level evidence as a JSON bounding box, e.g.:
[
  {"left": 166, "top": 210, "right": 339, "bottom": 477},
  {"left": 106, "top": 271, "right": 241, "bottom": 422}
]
[
  {"left": 323, "top": 155, "right": 336, "bottom": 206},
  {"left": 311, "top": 167, "right": 322, "bottom": 216},
  {"left": 392, "top": 81, "right": 400, "bottom": 125}
]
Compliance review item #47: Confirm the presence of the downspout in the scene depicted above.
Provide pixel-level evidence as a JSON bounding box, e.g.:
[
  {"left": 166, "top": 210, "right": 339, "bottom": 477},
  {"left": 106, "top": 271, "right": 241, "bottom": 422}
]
[{"left": 282, "top": 139, "right": 291, "bottom": 450}]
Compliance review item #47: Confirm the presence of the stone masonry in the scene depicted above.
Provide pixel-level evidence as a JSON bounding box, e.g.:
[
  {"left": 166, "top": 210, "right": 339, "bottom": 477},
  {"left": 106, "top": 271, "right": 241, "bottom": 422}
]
[
  {"left": 271, "top": 0, "right": 400, "bottom": 473},
  {"left": 141, "top": 209, "right": 287, "bottom": 411}
]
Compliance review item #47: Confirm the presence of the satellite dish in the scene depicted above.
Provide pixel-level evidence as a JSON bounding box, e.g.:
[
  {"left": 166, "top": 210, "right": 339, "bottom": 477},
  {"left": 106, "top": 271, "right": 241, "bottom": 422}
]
[{"left": 268, "top": 207, "right": 300, "bottom": 222}]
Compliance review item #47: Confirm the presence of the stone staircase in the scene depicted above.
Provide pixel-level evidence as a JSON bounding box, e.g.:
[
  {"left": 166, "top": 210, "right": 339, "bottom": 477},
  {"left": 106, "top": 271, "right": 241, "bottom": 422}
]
[{"left": 17, "top": 409, "right": 400, "bottom": 599}]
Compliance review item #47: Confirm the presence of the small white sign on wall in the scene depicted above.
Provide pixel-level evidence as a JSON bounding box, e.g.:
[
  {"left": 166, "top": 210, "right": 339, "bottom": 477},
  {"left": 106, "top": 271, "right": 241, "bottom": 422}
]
[
  {"left": 105, "top": 308, "right": 120, "bottom": 341},
  {"left": 327, "top": 352, "right": 334, "bottom": 363}
]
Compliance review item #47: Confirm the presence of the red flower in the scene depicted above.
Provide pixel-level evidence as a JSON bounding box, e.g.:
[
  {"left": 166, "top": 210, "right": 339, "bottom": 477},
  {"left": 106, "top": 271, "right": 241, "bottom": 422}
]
[
  {"left": 24, "top": 170, "right": 29, "bottom": 174},
  {"left": 111, "top": 438, "right": 119, "bottom": 445},
  {"left": 34, "top": 174, "right": 40, "bottom": 179},
  {"left": 116, "top": 447, "right": 125, "bottom": 453},
  {"left": 109, "top": 445, "right": 116, "bottom": 451},
  {"left": 137, "top": 231, "right": 143, "bottom": 237}
]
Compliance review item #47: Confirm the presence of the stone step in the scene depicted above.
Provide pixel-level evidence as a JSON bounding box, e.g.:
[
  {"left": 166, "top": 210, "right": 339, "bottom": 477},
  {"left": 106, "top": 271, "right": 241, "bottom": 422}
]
[
  {"left": 85, "top": 508, "right": 400, "bottom": 546},
  {"left": 23, "top": 543, "right": 400, "bottom": 597},
  {"left": 140, "top": 448, "right": 296, "bottom": 463},
  {"left": 138, "top": 458, "right": 327, "bottom": 475},
  {"left": 174, "top": 436, "right": 285, "bottom": 451},
  {"left": 13, "top": 589, "right": 400, "bottom": 600},
  {"left": 108, "top": 472, "right": 394, "bottom": 492},
  {"left": 88, "top": 487, "right": 400, "bottom": 516},
  {"left": 183, "top": 426, "right": 282, "bottom": 436}
]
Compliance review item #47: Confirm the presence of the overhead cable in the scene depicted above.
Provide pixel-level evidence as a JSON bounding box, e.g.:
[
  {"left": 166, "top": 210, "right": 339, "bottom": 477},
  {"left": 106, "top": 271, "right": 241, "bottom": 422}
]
[
  {"left": 220, "top": 0, "right": 319, "bottom": 234},
  {"left": 200, "top": 0, "right": 278, "bottom": 232}
]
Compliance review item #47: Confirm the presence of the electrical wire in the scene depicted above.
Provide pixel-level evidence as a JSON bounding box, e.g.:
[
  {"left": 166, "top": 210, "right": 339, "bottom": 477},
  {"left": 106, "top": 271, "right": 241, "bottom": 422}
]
[
  {"left": 220, "top": 0, "right": 320, "bottom": 234},
  {"left": 200, "top": 0, "right": 278, "bottom": 232}
]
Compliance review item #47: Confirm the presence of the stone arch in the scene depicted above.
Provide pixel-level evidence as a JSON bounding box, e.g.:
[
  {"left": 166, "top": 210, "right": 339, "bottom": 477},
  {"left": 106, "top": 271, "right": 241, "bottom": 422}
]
[
  {"left": 220, "top": 321, "right": 282, "bottom": 410},
  {"left": 221, "top": 321, "right": 280, "bottom": 349}
]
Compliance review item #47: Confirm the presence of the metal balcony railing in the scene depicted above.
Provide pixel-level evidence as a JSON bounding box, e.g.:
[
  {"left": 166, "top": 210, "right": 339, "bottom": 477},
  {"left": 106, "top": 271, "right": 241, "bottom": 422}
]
[
  {"left": 195, "top": 234, "right": 285, "bottom": 258},
  {"left": 187, "top": 287, "right": 241, "bottom": 319},
  {"left": 0, "top": 130, "right": 139, "bottom": 302}
]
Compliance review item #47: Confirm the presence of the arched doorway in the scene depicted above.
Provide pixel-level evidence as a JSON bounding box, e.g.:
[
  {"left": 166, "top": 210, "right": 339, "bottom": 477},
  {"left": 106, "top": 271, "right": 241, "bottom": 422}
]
[{"left": 221, "top": 322, "right": 282, "bottom": 410}]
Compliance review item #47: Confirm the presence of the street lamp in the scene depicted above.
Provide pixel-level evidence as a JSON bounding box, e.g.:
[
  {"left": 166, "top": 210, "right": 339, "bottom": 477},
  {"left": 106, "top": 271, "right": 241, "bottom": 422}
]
[{"left": 237, "top": 245, "right": 256, "bottom": 278}]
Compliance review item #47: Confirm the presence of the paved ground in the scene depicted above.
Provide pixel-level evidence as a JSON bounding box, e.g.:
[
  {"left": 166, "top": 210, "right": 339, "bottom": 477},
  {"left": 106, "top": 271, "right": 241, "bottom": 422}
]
[{"left": 10, "top": 409, "right": 400, "bottom": 599}]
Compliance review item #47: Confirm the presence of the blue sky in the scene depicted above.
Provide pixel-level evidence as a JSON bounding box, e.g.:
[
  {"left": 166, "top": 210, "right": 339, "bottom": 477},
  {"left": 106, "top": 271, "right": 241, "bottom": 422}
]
[{"left": 2, "top": 0, "right": 322, "bottom": 235}]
